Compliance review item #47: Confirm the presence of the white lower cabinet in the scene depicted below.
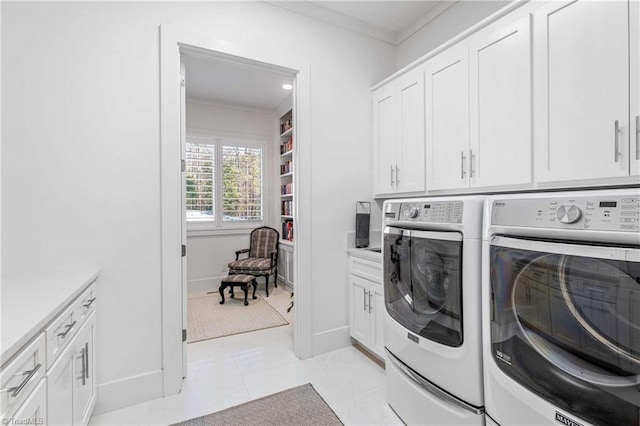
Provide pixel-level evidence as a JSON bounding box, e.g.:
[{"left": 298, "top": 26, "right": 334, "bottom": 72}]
[
  {"left": 348, "top": 252, "right": 384, "bottom": 359},
  {"left": 72, "top": 314, "right": 96, "bottom": 426},
  {"left": 277, "top": 243, "right": 294, "bottom": 289},
  {"left": 47, "top": 295, "right": 97, "bottom": 426},
  {"left": 1, "top": 278, "right": 97, "bottom": 426}
]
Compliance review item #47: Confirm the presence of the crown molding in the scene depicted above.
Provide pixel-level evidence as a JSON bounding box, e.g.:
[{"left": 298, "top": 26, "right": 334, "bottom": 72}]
[{"left": 397, "top": 1, "right": 458, "bottom": 44}]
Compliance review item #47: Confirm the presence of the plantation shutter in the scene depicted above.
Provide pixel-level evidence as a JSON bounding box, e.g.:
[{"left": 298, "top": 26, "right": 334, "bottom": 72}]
[{"left": 222, "top": 145, "right": 263, "bottom": 221}]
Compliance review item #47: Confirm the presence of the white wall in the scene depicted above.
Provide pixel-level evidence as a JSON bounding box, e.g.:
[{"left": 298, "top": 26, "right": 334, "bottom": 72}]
[
  {"left": 1, "top": 1, "right": 395, "bottom": 413},
  {"left": 185, "top": 100, "right": 276, "bottom": 294},
  {"left": 396, "top": 0, "right": 510, "bottom": 69}
]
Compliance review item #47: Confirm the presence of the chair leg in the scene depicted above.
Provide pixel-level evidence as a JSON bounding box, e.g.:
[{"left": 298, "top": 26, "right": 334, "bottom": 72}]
[
  {"left": 252, "top": 280, "right": 257, "bottom": 299},
  {"left": 274, "top": 270, "right": 278, "bottom": 288},
  {"left": 242, "top": 284, "right": 248, "bottom": 306},
  {"left": 219, "top": 284, "right": 226, "bottom": 304},
  {"left": 265, "top": 274, "right": 269, "bottom": 297}
]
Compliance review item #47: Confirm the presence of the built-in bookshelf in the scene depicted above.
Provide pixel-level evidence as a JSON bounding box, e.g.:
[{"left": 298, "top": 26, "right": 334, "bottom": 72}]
[{"left": 279, "top": 108, "right": 294, "bottom": 243}]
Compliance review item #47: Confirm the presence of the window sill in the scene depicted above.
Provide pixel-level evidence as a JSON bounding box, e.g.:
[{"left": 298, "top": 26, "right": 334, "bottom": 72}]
[{"left": 187, "top": 224, "right": 262, "bottom": 238}]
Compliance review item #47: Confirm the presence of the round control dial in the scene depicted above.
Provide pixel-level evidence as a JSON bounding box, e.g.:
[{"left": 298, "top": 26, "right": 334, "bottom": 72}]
[
  {"left": 408, "top": 207, "right": 420, "bottom": 219},
  {"left": 556, "top": 204, "right": 582, "bottom": 224}
]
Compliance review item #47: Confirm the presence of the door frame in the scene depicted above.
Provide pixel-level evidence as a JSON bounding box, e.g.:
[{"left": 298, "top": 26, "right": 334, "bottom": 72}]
[{"left": 159, "top": 24, "right": 313, "bottom": 396}]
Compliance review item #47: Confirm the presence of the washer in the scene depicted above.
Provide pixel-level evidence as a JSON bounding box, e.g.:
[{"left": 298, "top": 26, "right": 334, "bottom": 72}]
[
  {"left": 383, "top": 195, "right": 486, "bottom": 425},
  {"left": 482, "top": 189, "right": 640, "bottom": 426}
]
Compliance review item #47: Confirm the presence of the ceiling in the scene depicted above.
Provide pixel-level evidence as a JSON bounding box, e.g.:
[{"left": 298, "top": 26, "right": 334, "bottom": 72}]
[
  {"left": 185, "top": 1, "right": 454, "bottom": 108},
  {"left": 270, "top": 1, "right": 454, "bottom": 44},
  {"left": 184, "top": 53, "right": 294, "bottom": 111}
]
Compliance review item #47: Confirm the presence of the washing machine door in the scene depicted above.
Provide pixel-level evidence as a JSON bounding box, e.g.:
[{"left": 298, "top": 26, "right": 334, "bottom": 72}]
[
  {"left": 384, "top": 227, "right": 463, "bottom": 347},
  {"left": 490, "top": 236, "right": 640, "bottom": 426}
]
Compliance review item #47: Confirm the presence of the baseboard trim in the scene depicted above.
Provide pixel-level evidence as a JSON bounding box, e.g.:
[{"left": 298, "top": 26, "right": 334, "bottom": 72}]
[
  {"left": 93, "top": 369, "right": 164, "bottom": 415},
  {"left": 312, "top": 326, "right": 351, "bottom": 356},
  {"left": 187, "top": 276, "right": 224, "bottom": 294}
]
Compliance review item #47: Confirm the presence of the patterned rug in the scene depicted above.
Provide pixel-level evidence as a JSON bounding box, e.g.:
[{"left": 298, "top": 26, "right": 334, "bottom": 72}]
[
  {"left": 187, "top": 291, "right": 288, "bottom": 343},
  {"left": 171, "top": 384, "right": 343, "bottom": 426}
]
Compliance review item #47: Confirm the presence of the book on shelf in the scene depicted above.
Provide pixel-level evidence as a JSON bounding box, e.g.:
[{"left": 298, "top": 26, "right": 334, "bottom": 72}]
[
  {"left": 280, "top": 160, "right": 293, "bottom": 175},
  {"left": 280, "top": 183, "right": 293, "bottom": 195},
  {"left": 282, "top": 220, "right": 294, "bottom": 242},
  {"left": 281, "top": 200, "right": 293, "bottom": 216},
  {"left": 280, "top": 136, "right": 293, "bottom": 154}
]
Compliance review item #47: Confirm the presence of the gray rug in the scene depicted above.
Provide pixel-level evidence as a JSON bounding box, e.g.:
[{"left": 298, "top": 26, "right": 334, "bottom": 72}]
[
  {"left": 187, "top": 291, "right": 288, "bottom": 343},
  {"left": 171, "top": 384, "right": 343, "bottom": 426}
]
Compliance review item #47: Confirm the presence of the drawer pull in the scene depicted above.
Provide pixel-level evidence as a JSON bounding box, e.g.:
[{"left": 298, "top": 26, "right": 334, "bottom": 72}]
[
  {"left": 2, "top": 364, "right": 41, "bottom": 398},
  {"left": 57, "top": 321, "right": 77, "bottom": 338},
  {"left": 83, "top": 297, "right": 97, "bottom": 308},
  {"left": 85, "top": 342, "right": 89, "bottom": 379}
]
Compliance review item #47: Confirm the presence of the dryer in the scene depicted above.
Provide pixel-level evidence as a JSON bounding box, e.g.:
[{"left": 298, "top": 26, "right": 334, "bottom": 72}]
[
  {"left": 383, "top": 195, "right": 486, "bottom": 425},
  {"left": 482, "top": 189, "right": 640, "bottom": 426}
]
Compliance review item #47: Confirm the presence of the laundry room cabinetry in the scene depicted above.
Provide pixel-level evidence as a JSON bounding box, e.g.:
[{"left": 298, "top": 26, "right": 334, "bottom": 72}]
[
  {"left": 1, "top": 271, "right": 98, "bottom": 426},
  {"left": 347, "top": 251, "right": 384, "bottom": 359},
  {"left": 372, "top": 66, "right": 425, "bottom": 197},
  {"left": 534, "top": 0, "right": 640, "bottom": 183},
  {"left": 425, "top": 14, "right": 532, "bottom": 192}
]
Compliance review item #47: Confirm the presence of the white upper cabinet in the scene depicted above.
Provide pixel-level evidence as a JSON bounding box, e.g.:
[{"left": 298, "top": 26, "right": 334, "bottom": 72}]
[
  {"left": 632, "top": 0, "right": 640, "bottom": 177},
  {"left": 396, "top": 70, "right": 426, "bottom": 194},
  {"left": 372, "top": 67, "right": 425, "bottom": 196},
  {"left": 373, "top": 85, "right": 397, "bottom": 195},
  {"left": 425, "top": 45, "right": 470, "bottom": 191},
  {"left": 470, "top": 14, "right": 532, "bottom": 188},
  {"left": 534, "top": 0, "right": 630, "bottom": 182}
]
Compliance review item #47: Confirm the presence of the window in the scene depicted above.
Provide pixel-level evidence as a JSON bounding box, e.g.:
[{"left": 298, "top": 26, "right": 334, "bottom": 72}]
[{"left": 185, "top": 137, "right": 264, "bottom": 227}]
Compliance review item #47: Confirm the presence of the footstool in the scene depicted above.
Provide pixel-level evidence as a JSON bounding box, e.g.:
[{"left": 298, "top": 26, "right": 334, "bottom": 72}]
[{"left": 219, "top": 274, "right": 257, "bottom": 306}]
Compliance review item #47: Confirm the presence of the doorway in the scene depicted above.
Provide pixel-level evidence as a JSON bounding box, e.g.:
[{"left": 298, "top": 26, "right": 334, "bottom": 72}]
[{"left": 179, "top": 47, "right": 298, "bottom": 378}]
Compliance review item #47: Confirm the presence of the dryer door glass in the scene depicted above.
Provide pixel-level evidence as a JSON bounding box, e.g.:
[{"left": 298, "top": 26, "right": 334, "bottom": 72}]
[
  {"left": 384, "top": 228, "right": 463, "bottom": 347},
  {"left": 490, "top": 237, "right": 640, "bottom": 426}
]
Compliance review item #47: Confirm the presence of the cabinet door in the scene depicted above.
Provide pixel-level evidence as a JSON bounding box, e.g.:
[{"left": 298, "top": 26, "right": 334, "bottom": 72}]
[
  {"left": 277, "top": 247, "right": 285, "bottom": 283},
  {"left": 396, "top": 68, "right": 426, "bottom": 194},
  {"left": 285, "top": 248, "right": 294, "bottom": 289},
  {"left": 73, "top": 315, "right": 96, "bottom": 426},
  {"left": 372, "top": 85, "right": 397, "bottom": 195},
  {"left": 46, "top": 346, "right": 74, "bottom": 426},
  {"left": 470, "top": 14, "right": 532, "bottom": 188},
  {"left": 534, "top": 0, "right": 630, "bottom": 182},
  {"left": 370, "top": 285, "right": 385, "bottom": 359},
  {"left": 12, "top": 379, "right": 47, "bottom": 426},
  {"left": 631, "top": 0, "right": 640, "bottom": 176},
  {"left": 425, "top": 45, "right": 470, "bottom": 190},
  {"left": 350, "top": 276, "right": 371, "bottom": 346}
]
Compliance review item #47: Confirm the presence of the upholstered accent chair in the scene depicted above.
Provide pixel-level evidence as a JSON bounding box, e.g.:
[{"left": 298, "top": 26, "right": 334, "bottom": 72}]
[{"left": 227, "top": 226, "right": 279, "bottom": 296}]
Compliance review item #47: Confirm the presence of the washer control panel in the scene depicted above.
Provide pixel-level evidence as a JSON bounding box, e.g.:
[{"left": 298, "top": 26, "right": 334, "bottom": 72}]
[
  {"left": 492, "top": 195, "right": 640, "bottom": 232},
  {"left": 385, "top": 201, "right": 464, "bottom": 224}
]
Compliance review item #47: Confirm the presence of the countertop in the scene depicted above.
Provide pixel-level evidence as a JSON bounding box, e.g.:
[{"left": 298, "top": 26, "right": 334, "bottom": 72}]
[
  {"left": 1, "top": 269, "right": 99, "bottom": 365},
  {"left": 347, "top": 247, "right": 382, "bottom": 263}
]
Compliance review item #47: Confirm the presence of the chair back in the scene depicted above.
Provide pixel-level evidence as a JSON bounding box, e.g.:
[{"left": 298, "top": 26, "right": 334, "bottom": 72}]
[{"left": 249, "top": 227, "right": 279, "bottom": 259}]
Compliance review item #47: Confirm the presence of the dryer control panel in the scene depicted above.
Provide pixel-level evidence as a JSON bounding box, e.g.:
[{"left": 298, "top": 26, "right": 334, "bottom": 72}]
[
  {"left": 385, "top": 201, "right": 464, "bottom": 224},
  {"left": 492, "top": 195, "right": 640, "bottom": 232}
]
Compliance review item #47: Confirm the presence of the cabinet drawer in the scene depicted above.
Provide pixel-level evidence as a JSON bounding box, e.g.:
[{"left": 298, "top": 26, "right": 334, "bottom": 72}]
[
  {"left": 74, "top": 283, "right": 97, "bottom": 326},
  {"left": 9, "top": 378, "right": 47, "bottom": 426},
  {"left": 46, "top": 303, "right": 79, "bottom": 369},
  {"left": 349, "top": 256, "right": 383, "bottom": 284},
  {"left": 0, "top": 333, "right": 46, "bottom": 419}
]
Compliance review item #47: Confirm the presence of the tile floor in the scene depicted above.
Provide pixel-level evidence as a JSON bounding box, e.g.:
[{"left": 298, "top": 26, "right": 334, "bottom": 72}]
[{"left": 89, "top": 285, "right": 403, "bottom": 425}]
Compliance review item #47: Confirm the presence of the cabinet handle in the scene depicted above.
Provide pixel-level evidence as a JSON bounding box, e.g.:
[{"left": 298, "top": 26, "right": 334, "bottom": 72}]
[
  {"left": 390, "top": 165, "right": 394, "bottom": 186},
  {"left": 85, "top": 342, "right": 89, "bottom": 379},
  {"left": 3, "top": 364, "right": 41, "bottom": 398},
  {"left": 57, "top": 320, "right": 77, "bottom": 338},
  {"left": 83, "top": 297, "right": 96, "bottom": 308},
  {"left": 79, "top": 348, "right": 86, "bottom": 386},
  {"left": 614, "top": 120, "right": 621, "bottom": 163},
  {"left": 635, "top": 116, "right": 639, "bottom": 161},
  {"left": 363, "top": 288, "right": 368, "bottom": 311},
  {"left": 368, "top": 291, "right": 373, "bottom": 313},
  {"left": 460, "top": 151, "right": 466, "bottom": 179},
  {"left": 395, "top": 165, "right": 400, "bottom": 185},
  {"left": 470, "top": 149, "right": 476, "bottom": 178}
]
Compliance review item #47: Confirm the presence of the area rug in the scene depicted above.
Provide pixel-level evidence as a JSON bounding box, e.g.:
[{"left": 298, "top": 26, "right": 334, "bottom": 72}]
[
  {"left": 171, "top": 384, "right": 343, "bottom": 426},
  {"left": 187, "top": 291, "right": 288, "bottom": 343}
]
